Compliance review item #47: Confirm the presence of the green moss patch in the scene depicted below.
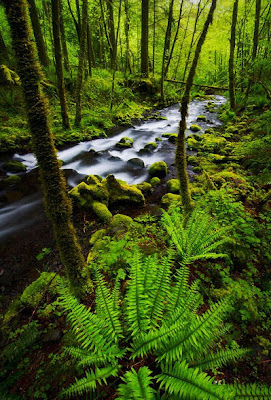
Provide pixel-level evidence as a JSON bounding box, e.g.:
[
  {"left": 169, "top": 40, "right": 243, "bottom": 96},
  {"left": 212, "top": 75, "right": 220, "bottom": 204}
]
[{"left": 149, "top": 161, "right": 167, "bottom": 178}]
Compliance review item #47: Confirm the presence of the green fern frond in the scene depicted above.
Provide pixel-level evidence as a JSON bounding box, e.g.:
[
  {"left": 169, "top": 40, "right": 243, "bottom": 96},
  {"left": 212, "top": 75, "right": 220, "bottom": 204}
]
[
  {"left": 125, "top": 250, "right": 150, "bottom": 336},
  {"left": 95, "top": 271, "right": 123, "bottom": 340},
  {"left": 168, "top": 265, "right": 190, "bottom": 312},
  {"left": 147, "top": 250, "right": 174, "bottom": 327},
  {"left": 117, "top": 367, "right": 155, "bottom": 400},
  {"left": 1, "top": 322, "right": 40, "bottom": 365},
  {"left": 229, "top": 383, "right": 271, "bottom": 399},
  {"left": 158, "top": 298, "right": 232, "bottom": 363},
  {"left": 59, "top": 285, "right": 120, "bottom": 355},
  {"left": 142, "top": 254, "right": 159, "bottom": 292},
  {"left": 191, "top": 348, "right": 251, "bottom": 371},
  {"left": 65, "top": 346, "right": 123, "bottom": 368},
  {"left": 62, "top": 365, "right": 119, "bottom": 398},
  {"left": 157, "top": 361, "right": 233, "bottom": 400},
  {"left": 162, "top": 208, "right": 229, "bottom": 266}
]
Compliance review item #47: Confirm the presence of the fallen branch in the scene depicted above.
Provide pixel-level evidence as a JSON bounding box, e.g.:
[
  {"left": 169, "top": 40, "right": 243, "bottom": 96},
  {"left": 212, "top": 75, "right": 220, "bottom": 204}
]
[{"left": 165, "top": 79, "right": 228, "bottom": 91}]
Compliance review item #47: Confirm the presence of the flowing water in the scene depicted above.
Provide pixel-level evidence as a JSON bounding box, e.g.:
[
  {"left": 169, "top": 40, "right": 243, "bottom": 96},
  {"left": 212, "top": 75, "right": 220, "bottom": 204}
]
[{"left": 0, "top": 95, "right": 226, "bottom": 244}]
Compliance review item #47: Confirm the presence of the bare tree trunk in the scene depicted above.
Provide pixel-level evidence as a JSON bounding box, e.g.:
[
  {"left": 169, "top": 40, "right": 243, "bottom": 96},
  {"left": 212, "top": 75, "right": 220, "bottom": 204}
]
[
  {"left": 28, "top": 0, "right": 50, "bottom": 67},
  {"left": 2, "top": 0, "right": 87, "bottom": 298},
  {"left": 141, "top": 0, "right": 149, "bottom": 77},
  {"left": 0, "top": 29, "right": 9, "bottom": 63},
  {"left": 75, "top": 0, "right": 88, "bottom": 127},
  {"left": 51, "top": 0, "right": 70, "bottom": 129},
  {"left": 124, "top": 0, "right": 132, "bottom": 74},
  {"left": 86, "top": 22, "right": 92, "bottom": 76},
  {"left": 67, "top": 0, "right": 80, "bottom": 41},
  {"left": 152, "top": 0, "right": 156, "bottom": 75},
  {"left": 110, "top": 0, "right": 122, "bottom": 110},
  {"left": 161, "top": 0, "right": 174, "bottom": 103},
  {"left": 164, "top": 0, "right": 184, "bottom": 78},
  {"left": 106, "top": 0, "right": 117, "bottom": 69},
  {"left": 173, "top": 2, "right": 192, "bottom": 79},
  {"left": 246, "top": 0, "right": 261, "bottom": 97},
  {"left": 229, "top": 0, "right": 238, "bottom": 110},
  {"left": 176, "top": 0, "right": 217, "bottom": 212},
  {"left": 59, "top": 0, "right": 70, "bottom": 72}
]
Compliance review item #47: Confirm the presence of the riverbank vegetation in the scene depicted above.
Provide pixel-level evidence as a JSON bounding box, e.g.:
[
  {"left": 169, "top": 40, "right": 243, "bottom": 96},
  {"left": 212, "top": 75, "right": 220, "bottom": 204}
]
[{"left": 1, "top": 0, "right": 271, "bottom": 399}]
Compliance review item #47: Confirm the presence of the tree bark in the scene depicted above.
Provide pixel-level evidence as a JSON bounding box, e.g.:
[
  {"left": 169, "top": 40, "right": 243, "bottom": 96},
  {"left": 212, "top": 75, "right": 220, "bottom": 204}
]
[
  {"left": 124, "top": 0, "right": 132, "bottom": 74},
  {"left": 59, "top": 0, "right": 70, "bottom": 72},
  {"left": 2, "top": 0, "right": 87, "bottom": 298},
  {"left": 74, "top": 0, "right": 88, "bottom": 127},
  {"left": 0, "top": 29, "right": 9, "bottom": 63},
  {"left": 229, "top": 0, "right": 238, "bottom": 110},
  {"left": 28, "top": 0, "right": 50, "bottom": 67},
  {"left": 161, "top": 0, "right": 174, "bottom": 103},
  {"left": 141, "top": 0, "right": 149, "bottom": 77},
  {"left": 246, "top": 0, "right": 261, "bottom": 97},
  {"left": 106, "top": 0, "right": 117, "bottom": 69},
  {"left": 176, "top": 0, "right": 217, "bottom": 212},
  {"left": 51, "top": 0, "right": 70, "bottom": 129}
]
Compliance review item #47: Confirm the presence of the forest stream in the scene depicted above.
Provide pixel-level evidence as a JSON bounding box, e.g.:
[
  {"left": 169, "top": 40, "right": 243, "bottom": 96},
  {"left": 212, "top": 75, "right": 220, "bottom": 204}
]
[{"left": 0, "top": 95, "right": 226, "bottom": 296}]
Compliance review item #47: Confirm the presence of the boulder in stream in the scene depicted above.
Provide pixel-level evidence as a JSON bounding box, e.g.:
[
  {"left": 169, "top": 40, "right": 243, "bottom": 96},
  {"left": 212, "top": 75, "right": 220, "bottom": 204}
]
[
  {"left": 105, "top": 174, "right": 145, "bottom": 206},
  {"left": 149, "top": 161, "right": 167, "bottom": 178},
  {"left": 167, "top": 179, "right": 180, "bottom": 194},
  {"left": 116, "top": 137, "right": 134, "bottom": 148},
  {"left": 128, "top": 158, "right": 145, "bottom": 168},
  {"left": 190, "top": 124, "right": 201, "bottom": 132}
]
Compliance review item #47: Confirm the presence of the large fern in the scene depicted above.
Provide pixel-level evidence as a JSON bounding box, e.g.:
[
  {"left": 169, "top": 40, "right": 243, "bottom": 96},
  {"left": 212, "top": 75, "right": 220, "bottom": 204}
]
[
  {"left": 161, "top": 207, "right": 231, "bottom": 266},
  {"left": 57, "top": 249, "right": 270, "bottom": 399}
]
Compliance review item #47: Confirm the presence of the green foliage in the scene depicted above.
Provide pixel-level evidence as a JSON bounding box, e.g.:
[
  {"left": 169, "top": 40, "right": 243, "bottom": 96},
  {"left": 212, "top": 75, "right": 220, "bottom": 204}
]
[
  {"left": 161, "top": 207, "right": 230, "bottom": 266},
  {"left": 57, "top": 245, "right": 261, "bottom": 399}
]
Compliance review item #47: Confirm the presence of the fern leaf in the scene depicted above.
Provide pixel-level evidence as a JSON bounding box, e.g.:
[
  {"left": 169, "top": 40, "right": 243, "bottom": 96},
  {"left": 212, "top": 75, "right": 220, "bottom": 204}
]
[
  {"left": 95, "top": 271, "right": 123, "bottom": 340},
  {"left": 126, "top": 251, "right": 150, "bottom": 335},
  {"left": 191, "top": 348, "right": 251, "bottom": 371},
  {"left": 229, "top": 383, "right": 271, "bottom": 399},
  {"left": 117, "top": 367, "right": 155, "bottom": 400},
  {"left": 62, "top": 365, "right": 119, "bottom": 398},
  {"left": 157, "top": 361, "right": 233, "bottom": 400}
]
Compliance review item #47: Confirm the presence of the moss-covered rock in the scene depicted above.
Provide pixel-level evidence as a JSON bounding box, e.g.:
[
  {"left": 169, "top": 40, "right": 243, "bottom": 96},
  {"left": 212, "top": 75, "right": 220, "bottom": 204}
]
[
  {"left": 91, "top": 201, "right": 112, "bottom": 223},
  {"left": 116, "top": 137, "right": 134, "bottom": 148},
  {"left": 161, "top": 193, "right": 181, "bottom": 208},
  {"left": 128, "top": 158, "right": 145, "bottom": 168},
  {"left": 106, "top": 174, "right": 145, "bottom": 206},
  {"left": 205, "top": 128, "right": 215, "bottom": 134},
  {"left": 3, "top": 160, "right": 26, "bottom": 172},
  {"left": 197, "top": 115, "right": 207, "bottom": 122},
  {"left": 162, "top": 132, "right": 178, "bottom": 143},
  {"left": 155, "top": 137, "right": 162, "bottom": 142},
  {"left": 144, "top": 142, "right": 157, "bottom": 151},
  {"left": 136, "top": 182, "right": 152, "bottom": 192},
  {"left": 207, "top": 154, "right": 225, "bottom": 163},
  {"left": 190, "top": 124, "right": 201, "bottom": 132},
  {"left": 89, "top": 229, "right": 107, "bottom": 246},
  {"left": 167, "top": 179, "right": 180, "bottom": 194},
  {"left": 20, "top": 272, "right": 61, "bottom": 307},
  {"left": 69, "top": 181, "right": 109, "bottom": 207},
  {"left": 187, "top": 137, "right": 200, "bottom": 150},
  {"left": 200, "top": 134, "right": 227, "bottom": 154},
  {"left": 1, "top": 175, "right": 21, "bottom": 186},
  {"left": 86, "top": 174, "right": 102, "bottom": 185},
  {"left": 149, "top": 161, "right": 167, "bottom": 178},
  {"left": 187, "top": 155, "right": 200, "bottom": 165},
  {"left": 109, "top": 214, "right": 133, "bottom": 234},
  {"left": 191, "top": 133, "right": 202, "bottom": 141},
  {"left": 192, "top": 166, "right": 202, "bottom": 174},
  {"left": 150, "top": 177, "right": 161, "bottom": 186}
]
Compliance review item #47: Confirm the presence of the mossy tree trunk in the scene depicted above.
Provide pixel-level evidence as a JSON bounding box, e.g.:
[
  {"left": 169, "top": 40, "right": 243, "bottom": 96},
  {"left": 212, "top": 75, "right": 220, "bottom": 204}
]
[
  {"left": 28, "top": 0, "right": 50, "bottom": 68},
  {"left": 51, "top": 0, "right": 70, "bottom": 129},
  {"left": 176, "top": 0, "right": 217, "bottom": 212},
  {"left": 229, "top": 0, "right": 238, "bottom": 111},
  {"left": 124, "top": 0, "right": 132, "bottom": 74},
  {"left": 141, "top": 0, "right": 149, "bottom": 77},
  {"left": 0, "top": 29, "right": 9, "bottom": 63},
  {"left": 106, "top": 0, "right": 117, "bottom": 70},
  {"left": 246, "top": 0, "right": 261, "bottom": 97},
  {"left": 2, "top": 0, "right": 87, "bottom": 299},
  {"left": 74, "top": 0, "right": 88, "bottom": 127}
]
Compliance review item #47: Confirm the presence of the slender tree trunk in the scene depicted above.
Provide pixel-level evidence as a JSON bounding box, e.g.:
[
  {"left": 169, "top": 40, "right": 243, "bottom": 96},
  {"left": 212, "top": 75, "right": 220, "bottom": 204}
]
[
  {"left": 161, "top": 0, "right": 174, "bottom": 103},
  {"left": 59, "top": 0, "right": 70, "bottom": 72},
  {"left": 176, "top": 0, "right": 217, "bottom": 212},
  {"left": 87, "top": 21, "right": 92, "bottom": 76},
  {"left": 124, "top": 0, "right": 132, "bottom": 74},
  {"left": 67, "top": 0, "right": 80, "bottom": 41},
  {"left": 182, "top": 0, "right": 202, "bottom": 82},
  {"left": 106, "top": 0, "right": 117, "bottom": 69},
  {"left": 152, "top": 0, "right": 156, "bottom": 75},
  {"left": 229, "top": 0, "right": 238, "bottom": 110},
  {"left": 74, "top": 0, "right": 88, "bottom": 127},
  {"left": 28, "top": 0, "right": 50, "bottom": 67},
  {"left": 173, "top": 2, "right": 192, "bottom": 79},
  {"left": 0, "top": 29, "right": 9, "bottom": 62},
  {"left": 51, "top": 0, "right": 70, "bottom": 129},
  {"left": 141, "top": 0, "right": 149, "bottom": 77},
  {"left": 2, "top": 0, "right": 86, "bottom": 298},
  {"left": 246, "top": 0, "right": 261, "bottom": 97},
  {"left": 164, "top": 0, "right": 184, "bottom": 78},
  {"left": 110, "top": 0, "right": 121, "bottom": 110}
]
